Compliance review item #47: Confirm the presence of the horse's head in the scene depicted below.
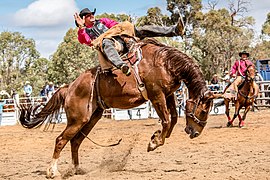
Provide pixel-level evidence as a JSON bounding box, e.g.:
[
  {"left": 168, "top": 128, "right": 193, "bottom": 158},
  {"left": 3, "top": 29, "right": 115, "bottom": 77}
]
[
  {"left": 245, "top": 65, "right": 256, "bottom": 82},
  {"left": 185, "top": 90, "right": 220, "bottom": 139}
]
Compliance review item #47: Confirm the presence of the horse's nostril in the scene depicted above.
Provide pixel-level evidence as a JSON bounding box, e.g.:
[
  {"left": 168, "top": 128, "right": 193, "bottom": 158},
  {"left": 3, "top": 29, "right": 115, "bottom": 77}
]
[{"left": 193, "top": 132, "right": 200, "bottom": 138}]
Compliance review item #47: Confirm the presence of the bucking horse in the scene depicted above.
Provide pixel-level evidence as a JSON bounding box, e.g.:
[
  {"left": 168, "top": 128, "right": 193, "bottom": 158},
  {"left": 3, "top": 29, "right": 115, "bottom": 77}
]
[{"left": 18, "top": 38, "right": 218, "bottom": 178}]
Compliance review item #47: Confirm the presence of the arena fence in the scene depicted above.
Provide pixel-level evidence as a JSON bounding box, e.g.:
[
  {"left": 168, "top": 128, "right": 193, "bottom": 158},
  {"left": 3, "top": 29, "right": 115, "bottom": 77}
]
[{"left": 3, "top": 81, "right": 268, "bottom": 126}]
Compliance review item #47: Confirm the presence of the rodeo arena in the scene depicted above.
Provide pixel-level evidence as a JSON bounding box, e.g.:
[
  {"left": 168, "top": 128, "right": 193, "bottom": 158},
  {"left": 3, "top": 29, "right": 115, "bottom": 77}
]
[{"left": 1, "top": 59, "right": 270, "bottom": 180}]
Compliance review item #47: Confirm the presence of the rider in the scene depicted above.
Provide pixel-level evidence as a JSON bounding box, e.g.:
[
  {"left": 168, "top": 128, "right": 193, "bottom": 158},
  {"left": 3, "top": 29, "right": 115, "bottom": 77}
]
[
  {"left": 230, "top": 50, "right": 259, "bottom": 99},
  {"left": 74, "top": 8, "right": 185, "bottom": 76}
]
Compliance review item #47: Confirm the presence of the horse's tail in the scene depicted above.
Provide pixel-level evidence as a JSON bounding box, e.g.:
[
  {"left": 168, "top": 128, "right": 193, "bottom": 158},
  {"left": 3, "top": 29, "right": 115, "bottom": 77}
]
[{"left": 18, "top": 84, "right": 69, "bottom": 129}]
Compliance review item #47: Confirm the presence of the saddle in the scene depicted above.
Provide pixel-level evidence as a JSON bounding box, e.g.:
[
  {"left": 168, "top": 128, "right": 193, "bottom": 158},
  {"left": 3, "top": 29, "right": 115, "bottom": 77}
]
[
  {"left": 96, "top": 35, "right": 148, "bottom": 106},
  {"left": 98, "top": 35, "right": 143, "bottom": 69}
]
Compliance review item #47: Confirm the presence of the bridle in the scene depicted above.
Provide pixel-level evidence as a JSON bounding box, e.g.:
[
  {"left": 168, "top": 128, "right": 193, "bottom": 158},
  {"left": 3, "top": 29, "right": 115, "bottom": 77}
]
[
  {"left": 185, "top": 99, "right": 209, "bottom": 127},
  {"left": 238, "top": 66, "right": 256, "bottom": 100}
]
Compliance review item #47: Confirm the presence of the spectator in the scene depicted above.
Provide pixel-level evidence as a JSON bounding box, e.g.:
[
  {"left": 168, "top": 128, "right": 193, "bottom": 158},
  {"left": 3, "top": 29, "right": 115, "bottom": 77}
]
[
  {"left": 11, "top": 89, "right": 19, "bottom": 105},
  {"left": 223, "top": 71, "right": 230, "bottom": 86},
  {"left": 40, "top": 85, "right": 47, "bottom": 102},
  {"left": 23, "top": 81, "right": 32, "bottom": 97},
  {"left": 0, "top": 100, "right": 6, "bottom": 126},
  {"left": 45, "top": 82, "right": 55, "bottom": 100},
  {"left": 210, "top": 74, "right": 220, "bottom": 91}
]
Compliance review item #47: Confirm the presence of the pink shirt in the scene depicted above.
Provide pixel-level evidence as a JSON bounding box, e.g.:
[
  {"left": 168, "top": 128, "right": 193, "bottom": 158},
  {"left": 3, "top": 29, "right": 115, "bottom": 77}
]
[
  {"left": 230, "top": 59, "right": 254, "bottom": 77},
  {"left": 77, "top": 18, "right": 118, "bottom": 46}
]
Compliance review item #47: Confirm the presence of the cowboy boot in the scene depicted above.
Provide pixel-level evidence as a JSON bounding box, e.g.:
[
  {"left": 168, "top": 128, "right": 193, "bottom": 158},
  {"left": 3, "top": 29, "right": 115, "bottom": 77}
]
[{"left": 120, "top": 64, "right": 131, "bottom": 76}]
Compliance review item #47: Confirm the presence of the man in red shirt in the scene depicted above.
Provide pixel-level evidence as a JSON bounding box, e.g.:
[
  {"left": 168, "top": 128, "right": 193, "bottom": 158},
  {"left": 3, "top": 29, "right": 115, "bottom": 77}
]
[
  {"left": 230, "top": 51, "right": 259, "bottom": 99},
  {"left": 74, "top": 8, "right": 185, "bottom": 76}
]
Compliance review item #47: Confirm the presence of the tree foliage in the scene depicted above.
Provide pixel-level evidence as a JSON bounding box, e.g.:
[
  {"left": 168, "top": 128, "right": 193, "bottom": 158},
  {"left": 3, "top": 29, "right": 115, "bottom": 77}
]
[
  {"left": 48, "top": 28, "right": 98, "bottom": 84},
  {"left": 0, "top": 31, "right": 47, "bottom": 96},
  {"left": 262, "top": 12, "right": 270, "bottom": 37},
  {"left": 190, "top": 2, "right": 254, "bottom": 79},
  {"left": 96, "top": 13, "right": 130, "bottom": 22},
  {"left": 136, "top": 7, "right": 172, "bottom": 26},
  {"left": 2, "top": 0, "right": 270, "bottom": 92}
]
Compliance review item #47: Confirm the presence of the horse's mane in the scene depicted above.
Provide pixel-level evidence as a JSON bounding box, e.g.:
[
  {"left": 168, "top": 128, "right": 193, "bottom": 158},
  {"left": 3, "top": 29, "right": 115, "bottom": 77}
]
[{"left": 142, "top": 38, "right": 207, "bottom": 99}]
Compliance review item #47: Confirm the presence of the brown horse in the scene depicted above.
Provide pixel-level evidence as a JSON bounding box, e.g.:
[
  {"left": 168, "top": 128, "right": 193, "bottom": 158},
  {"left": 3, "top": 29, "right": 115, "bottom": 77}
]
[
  {"left": 223, "top": 65, "right": 257, "bottom": 128},
  {"left": 18, "top": 39, "right": 217, "bottom": 178}
]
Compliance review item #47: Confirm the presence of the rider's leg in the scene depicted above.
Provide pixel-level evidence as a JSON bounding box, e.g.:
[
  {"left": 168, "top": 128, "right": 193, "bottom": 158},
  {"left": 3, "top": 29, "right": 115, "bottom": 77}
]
[
  {"left": 135, "top": 17, "right": 185, "bottom": 39},
  {"left": 233, "top": 76, "right": 242, "bottom": 99},
  {"left": 102, "top": 38, "right": 131, "bottom": 76}
]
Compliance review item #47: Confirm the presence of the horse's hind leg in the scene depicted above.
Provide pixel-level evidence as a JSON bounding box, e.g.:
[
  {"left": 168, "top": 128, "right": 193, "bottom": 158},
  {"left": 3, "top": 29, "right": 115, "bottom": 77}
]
[
  {"left": 227, "top": 102, "right": 241, "bottom": 127},
  {"left": 225, "top": 99, "right": 233, "bottom": 127},
  {"left": 147, "top": 95, "right": 170, "bottom": 152},
  {"left": 70, "top": 108, "right": 104, "bottom": 174},
  {"left": 46, "top": 111, "right": 92, "bottom": 178},
  {"left": 166, "top": 94, "right": 178, "bottom": 138}
]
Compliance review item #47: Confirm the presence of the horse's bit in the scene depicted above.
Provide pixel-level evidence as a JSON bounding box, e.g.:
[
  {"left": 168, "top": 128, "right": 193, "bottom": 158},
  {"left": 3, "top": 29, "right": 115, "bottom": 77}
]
[{"left": 185, "top": 99, "right": 208, "bottom": 127}]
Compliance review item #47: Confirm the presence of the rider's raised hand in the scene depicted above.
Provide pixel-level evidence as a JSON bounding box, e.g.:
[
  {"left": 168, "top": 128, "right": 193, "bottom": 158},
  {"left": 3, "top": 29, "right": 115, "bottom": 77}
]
[{"left": 74, "top": 12, "right": 85, "bottom": 28}]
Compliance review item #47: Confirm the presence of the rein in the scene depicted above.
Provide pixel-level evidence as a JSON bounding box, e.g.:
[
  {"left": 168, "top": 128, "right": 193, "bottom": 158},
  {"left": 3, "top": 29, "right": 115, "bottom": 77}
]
[
  {"left": 80, "top": 131, "right": 122, "bottom": 147},
  {"left": 238, "top": 68, "right": 256, "bottom": 101},
  {"left": 185, "top": 99, "right": 208, "bottom": 127}
]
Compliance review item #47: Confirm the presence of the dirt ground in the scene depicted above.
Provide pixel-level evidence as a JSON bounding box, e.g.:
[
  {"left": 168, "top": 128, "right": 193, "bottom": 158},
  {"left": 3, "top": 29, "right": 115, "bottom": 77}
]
[{"left": 0, "top": 109, "right": 270, "bottom": 180}]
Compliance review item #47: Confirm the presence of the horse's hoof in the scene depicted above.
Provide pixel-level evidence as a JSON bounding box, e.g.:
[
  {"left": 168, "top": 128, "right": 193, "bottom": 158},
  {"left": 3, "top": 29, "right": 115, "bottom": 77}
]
[
  {"left": 46, "top": 167, "right": 61, "bottom": 179},
  {"left": 147, "top": 141, "right": 157, "bottom": 152},
  {"left": 148, "top": 130, "right": 163, "bottom": 152},
  {"left": 239, "top": 121, "right": 245, "bottom": 128},
  {"left": 227, "top": 121, "right": 233, "bottom": 127}
]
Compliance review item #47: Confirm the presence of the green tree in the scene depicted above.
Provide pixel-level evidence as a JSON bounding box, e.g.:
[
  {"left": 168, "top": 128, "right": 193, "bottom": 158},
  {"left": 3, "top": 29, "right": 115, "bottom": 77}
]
[
  {"left": 48, "top": 28, "right": 98, "bottom": 84},
  {"left": 136, "top": 7, "right": 172, "bottom": 26},
  {"left": 0, "top": 31, "right": 46, "bottom": 96},
  {"left": 96, "top": 13, "right": 130, "bottom": 22},
  {"left": 192, "top": 5, "right": 254, "bottom": 80},
  {"left": 251, "top": 12, "right": 270, "bottom": 60},
  {"left": 262, "top": 12, "right": 270, "bottom": 37}
]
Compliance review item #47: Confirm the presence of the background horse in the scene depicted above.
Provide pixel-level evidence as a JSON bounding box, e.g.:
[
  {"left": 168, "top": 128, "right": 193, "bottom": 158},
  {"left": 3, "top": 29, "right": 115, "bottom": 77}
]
[
  {"left": 18, "top": 38, "right": 217, "bottom": 178},
  {"left": 223, "top": 65, "right": 257, "bottom": 128}
]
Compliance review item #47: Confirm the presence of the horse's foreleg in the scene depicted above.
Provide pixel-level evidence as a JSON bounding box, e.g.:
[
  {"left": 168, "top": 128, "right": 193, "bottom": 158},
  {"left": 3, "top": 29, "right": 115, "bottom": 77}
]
[
  {"left": 239, "top": 106, "right": 250, "bottom": 128},
  {"left": 228, "top": 102, "right": 241, "bottom": 127},
  {"left": 166, "top": 94, "right": 178, "bottom": 138},
  {"left": 147, "top": 97, "right": 170, "bottom": 152},
  {"left": 242, "top": 105, "right": 250, "bottom": 121},
  {"left": 70, "top": 109, "right": 103, "bottom": 174}
]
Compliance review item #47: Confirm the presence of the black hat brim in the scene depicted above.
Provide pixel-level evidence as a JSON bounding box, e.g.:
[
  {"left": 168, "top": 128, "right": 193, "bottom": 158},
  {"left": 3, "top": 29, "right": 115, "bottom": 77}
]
[
  {"left": 239, "top": 52, "right": 249, "bottom": 57},
  {"left": 79, "top": 8, "right": 96, "bottom": 18}
]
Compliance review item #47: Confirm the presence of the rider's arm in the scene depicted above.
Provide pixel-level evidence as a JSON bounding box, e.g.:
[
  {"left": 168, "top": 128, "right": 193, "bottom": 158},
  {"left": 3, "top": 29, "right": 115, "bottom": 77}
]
[
  {"left": 77, "top": 28, "right": 93, "bottom": 46},
  {"left": 77, "top": 18, "right": 118, "bottom": 46}
]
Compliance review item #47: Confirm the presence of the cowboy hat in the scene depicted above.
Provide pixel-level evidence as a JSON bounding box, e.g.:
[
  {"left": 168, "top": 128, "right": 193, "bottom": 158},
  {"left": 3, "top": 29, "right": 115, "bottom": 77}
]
[
  {"left": 79, "top": 8, "right": 96, "bottom": 18},
  {"left": 239, "top": 50, "right": 249, "bottom": 57},
  {"left": 75, "top": 8, "right": 96, "bottom": 27}
]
